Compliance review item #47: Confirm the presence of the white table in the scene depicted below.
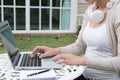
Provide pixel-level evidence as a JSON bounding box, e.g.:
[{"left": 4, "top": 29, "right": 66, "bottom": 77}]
[
  {"left": 0, "top": 53, "right": 20, "bottom": 80},
  {"left": 0, "top": 53, "right": 84, "bottom": 80}
]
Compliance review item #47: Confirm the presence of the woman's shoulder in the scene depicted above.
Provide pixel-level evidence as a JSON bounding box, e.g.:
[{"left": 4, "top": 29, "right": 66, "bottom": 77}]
[
  {"left": 112, "top": 1, "right": 120, "bottom": 17},
  {"left": 109, "top": 1, "right": 120, "bottom": 30},
  {"left": 108, "top": 1, "right": 120, "bottom": 19},
  {"left": 112, "top": 0, "right": 120, "bottom": 10}
]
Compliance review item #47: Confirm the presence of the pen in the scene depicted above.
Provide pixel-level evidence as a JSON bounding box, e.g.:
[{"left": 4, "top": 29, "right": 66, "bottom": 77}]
[{"left": 27, "top": 69, "right": 50, "bottom": 77}]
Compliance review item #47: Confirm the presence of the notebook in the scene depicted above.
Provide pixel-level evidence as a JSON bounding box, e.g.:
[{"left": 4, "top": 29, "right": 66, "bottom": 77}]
[
  {"left": 20, "top": 69, "right": 58, "bottom": 80},
  {"left": 0, "top": 21, "right": 62, "bottom": 70}
]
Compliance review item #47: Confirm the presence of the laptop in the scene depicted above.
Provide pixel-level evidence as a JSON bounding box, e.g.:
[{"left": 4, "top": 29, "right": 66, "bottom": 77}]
[{"left": 0, "top": 21, "right": 62, "bottom": 70}]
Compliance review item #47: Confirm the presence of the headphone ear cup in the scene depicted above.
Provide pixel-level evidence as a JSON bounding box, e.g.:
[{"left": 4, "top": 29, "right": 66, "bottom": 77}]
[{"left": 90, "top": 10, "right": 104, "bottom": 23}]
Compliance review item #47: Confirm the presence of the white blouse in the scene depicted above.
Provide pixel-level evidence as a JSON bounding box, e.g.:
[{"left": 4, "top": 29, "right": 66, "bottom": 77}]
[{"left": 82, "top": 21, "right": 119, "bottom": 80}]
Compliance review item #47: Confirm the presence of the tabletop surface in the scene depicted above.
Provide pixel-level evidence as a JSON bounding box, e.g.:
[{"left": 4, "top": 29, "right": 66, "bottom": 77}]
[
  {"left": 0, "top": 53, "right": 62, "bottom": 80},
  {"left": 0, "top": 53, "right": 83, "bottom": 80},
  {"left": 0, "top": 53, "right": 20, "bottom": 80}
]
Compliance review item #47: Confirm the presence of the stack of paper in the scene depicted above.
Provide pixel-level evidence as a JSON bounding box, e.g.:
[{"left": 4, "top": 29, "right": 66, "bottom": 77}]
[{"left": 20, "top": 69, "right": 58, "bottom": 80}]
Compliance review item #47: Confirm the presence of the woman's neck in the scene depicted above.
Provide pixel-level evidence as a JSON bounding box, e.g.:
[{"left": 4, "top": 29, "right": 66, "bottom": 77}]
[{"left": 96, "top": 0, "right": 110, "bottom": 9}]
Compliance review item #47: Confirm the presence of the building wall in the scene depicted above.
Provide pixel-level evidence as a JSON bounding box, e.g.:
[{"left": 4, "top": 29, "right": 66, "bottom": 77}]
[
  {"left": 77, "top": 3, "right": 89, "bottom": 25},
  {"left": 78, "top": 3, "right": 88, "bottom": 14}
]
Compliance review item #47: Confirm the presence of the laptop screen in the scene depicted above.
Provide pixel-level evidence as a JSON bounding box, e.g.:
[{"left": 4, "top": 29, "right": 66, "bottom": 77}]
[{"left": 0, "top": 21, "right": 19, "bottom": 63}]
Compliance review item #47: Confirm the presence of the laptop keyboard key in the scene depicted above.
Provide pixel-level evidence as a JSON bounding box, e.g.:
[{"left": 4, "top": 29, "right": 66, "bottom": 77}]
[
  {"left": 20, "top": 54, "right": 26, "bottom": 67},
  {"left": 26, "top": 55, "right": 31, "bottom": 66},
  {"left": 38, "top": 58, "right": 41, "bottom": 66},
  {"left": 22, "top": 54, "right": 27, "bottom": 66},
  {"left": 20, "top": 53, "right": 41, "bottom": 67},
  {"left": 34, "top": 54, "right": 37, "bottom": 66}
]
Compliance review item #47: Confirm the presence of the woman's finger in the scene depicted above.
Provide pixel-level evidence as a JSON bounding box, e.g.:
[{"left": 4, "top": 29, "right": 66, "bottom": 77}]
[
  {"left": 39, "top": 53, "right": 48, "bottom": 58},
  {"left": 52, "top": 54, "right": 65, "bottom": 62},
  {"left": 52, "top": 54, "right": 65, "bottom": 64},
  {"left": 30, "top": 46, "right": 41, "bottom": 58},
  {"left": 56, "top": 59, "right": 65, "bottom": 64}
]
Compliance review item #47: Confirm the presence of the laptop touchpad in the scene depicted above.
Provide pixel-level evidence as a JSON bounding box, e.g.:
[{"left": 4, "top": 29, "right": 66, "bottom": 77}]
[{"left": 41, "top": 58, "right": 62, "bottom": 69}]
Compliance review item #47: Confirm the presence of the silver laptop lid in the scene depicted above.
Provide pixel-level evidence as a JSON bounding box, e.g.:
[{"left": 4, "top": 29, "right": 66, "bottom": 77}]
[{"left": 0, "top": 21, "right": 19, "bottom": 66}]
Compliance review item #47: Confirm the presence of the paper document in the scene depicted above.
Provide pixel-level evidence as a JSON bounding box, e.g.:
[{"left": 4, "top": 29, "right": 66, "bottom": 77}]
[{"left": 20, "top": 69, "right": 58, "bottom": 80}]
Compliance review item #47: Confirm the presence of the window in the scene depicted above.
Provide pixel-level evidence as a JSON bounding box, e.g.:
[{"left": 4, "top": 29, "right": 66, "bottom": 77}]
[
  {"left": 4, "top": 8, "right": 14, "bottom": 29},
  {"left": 0, "top": 0, "right": 77, "bottom": 33},
  {"left": 16, "top": 0, "right": 25, "bottom": 5},
  {"left": 16, "top": 8, "right": 25, "bottom": 30},
  {"left": 4, "top": 0, "right": 13, "bottom": 5}
]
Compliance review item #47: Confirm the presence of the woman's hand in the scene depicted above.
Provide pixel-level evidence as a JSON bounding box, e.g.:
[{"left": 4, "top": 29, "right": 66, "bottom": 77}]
[
  {"left": 52, "top": 54, "right": 87, "bottom": 66},
  {"left": 30, "top": 46, "right": 61, "bottom": 58}
]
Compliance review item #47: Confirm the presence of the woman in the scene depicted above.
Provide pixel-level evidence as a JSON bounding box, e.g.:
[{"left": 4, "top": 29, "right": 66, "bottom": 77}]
[{"left": 30, "top": 0, "right": 120, "bottom": 80}]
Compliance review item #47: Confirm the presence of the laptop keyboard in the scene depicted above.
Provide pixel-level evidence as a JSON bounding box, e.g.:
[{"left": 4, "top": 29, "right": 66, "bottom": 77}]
[{"left": 20, "top": 54, "right": 41, "bottom": 67}]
